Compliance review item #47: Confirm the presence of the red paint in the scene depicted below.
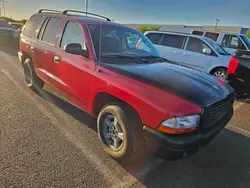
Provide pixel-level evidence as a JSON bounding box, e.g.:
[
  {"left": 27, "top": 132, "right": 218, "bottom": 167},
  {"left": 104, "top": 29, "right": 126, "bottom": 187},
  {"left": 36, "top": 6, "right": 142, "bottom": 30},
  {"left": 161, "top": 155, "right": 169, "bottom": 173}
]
[
  {"left": 228, "top": 56, "right": 240, "bottom": 74},
  {"left": 20, "top": 14, "right": 202, "bottom": 129}
]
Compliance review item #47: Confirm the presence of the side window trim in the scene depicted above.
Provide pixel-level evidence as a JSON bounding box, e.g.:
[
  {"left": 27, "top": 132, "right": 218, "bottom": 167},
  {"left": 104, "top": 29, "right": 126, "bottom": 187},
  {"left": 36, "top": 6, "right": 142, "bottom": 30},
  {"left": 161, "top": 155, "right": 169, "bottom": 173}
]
[
  {"left": 157, "top": 33, "right": 164, "bottom": 45},
  {"left": 183, "top": 37, "right": 190, "bottom": 50},
  {"left": 37, "top": 17, "right": 49, "bottom": 40}
]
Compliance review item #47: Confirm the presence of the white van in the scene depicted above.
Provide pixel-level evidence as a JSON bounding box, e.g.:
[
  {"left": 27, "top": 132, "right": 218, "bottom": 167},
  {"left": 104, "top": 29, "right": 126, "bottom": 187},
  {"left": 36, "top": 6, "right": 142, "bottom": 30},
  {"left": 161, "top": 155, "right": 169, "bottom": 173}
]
[
  {"left": 145, "top": 31, "right": 232, "bottom": 79},
  {"left": 159, "top": 27, "right": 250, "bottom": 55},
  {"left": 191, "top": 30, "right": 250, "bottom": 55}
]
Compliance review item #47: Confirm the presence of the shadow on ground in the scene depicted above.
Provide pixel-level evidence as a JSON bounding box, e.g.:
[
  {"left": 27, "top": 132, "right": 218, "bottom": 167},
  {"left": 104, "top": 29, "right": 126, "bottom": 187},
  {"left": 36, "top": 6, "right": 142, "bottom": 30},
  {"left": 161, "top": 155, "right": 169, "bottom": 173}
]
[{"left": 35, "top": 88, "right": 250, "bottom": 188}]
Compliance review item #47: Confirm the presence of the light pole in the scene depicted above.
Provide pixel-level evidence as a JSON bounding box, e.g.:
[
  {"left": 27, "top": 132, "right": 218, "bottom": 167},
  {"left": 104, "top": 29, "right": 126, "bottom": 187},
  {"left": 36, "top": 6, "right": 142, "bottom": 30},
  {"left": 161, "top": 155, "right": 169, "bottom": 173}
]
[
  {"left": 85, "top": 0, "right": 88, "bottom": 16},
  {"left": 215, "top": 19, "right": 220, "bottom": 30},
  {"left": 0, "top": 0, "right": 7, "bottom": 17}
]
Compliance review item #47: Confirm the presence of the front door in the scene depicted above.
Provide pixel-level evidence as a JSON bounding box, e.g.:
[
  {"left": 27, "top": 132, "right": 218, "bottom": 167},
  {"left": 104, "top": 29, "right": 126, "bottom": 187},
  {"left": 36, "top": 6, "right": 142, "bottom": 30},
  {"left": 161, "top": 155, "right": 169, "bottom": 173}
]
[
  {"left": 221, "top": 34, "right": 247, "bottom": 55},
  {"left": 178, "top": 37, "right": 212, "bottom": 72},
  {"left": 53, "top": 21, "right": 95, "bottom": 109}
]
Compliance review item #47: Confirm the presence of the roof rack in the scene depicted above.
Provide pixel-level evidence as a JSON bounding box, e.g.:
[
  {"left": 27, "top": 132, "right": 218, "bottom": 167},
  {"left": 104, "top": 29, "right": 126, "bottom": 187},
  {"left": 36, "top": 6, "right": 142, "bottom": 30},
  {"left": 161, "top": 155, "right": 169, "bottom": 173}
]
[
  {"left": 62, "top": 10, "right": 111, "bottom": 21},
  {"left": 38, "top": 9, "right": 62, "bottom": 14}
]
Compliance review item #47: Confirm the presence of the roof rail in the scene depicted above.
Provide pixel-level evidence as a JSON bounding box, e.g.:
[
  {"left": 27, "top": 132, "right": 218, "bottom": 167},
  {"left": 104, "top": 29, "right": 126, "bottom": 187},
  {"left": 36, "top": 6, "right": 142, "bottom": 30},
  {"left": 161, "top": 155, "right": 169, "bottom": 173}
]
[
  {"left": 62, "top": 10, "right": 111, "bottom": 21},
  {"left": 38, "top": 9, "right": 62, "bottom": 14}
]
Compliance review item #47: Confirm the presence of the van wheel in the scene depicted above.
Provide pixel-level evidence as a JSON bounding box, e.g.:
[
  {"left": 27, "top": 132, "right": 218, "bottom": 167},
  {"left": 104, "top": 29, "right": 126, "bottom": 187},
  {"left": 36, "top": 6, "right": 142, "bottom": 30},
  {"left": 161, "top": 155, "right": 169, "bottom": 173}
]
[
  {"left": 23, "top": 58, "right": 44, "bottom": 90},
  {"left": 97, "top": 103, "right": 144, "bottom": 163},
  {"left": 212, "top": 68, "right": 227, "bottom": 80}
]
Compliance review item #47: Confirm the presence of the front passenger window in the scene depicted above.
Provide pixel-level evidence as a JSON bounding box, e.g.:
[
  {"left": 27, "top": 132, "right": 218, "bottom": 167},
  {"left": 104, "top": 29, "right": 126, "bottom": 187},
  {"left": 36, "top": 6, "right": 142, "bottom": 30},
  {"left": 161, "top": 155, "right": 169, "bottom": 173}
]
[
  {"left": 60, "top": 21, "right": 86, "bottom": 50},
  {"left": 186, "top": 37, "right": 211, "bottom": 54}
]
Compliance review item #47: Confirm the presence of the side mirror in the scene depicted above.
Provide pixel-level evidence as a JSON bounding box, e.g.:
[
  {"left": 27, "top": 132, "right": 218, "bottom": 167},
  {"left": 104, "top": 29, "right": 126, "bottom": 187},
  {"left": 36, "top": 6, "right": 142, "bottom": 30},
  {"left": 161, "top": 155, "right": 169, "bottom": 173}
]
[
  {"left": 202, "top": 47, "right": 212, "bottom": 55},
  {"left": 65, "top": 43, "right": 89, "bottom": 57}
]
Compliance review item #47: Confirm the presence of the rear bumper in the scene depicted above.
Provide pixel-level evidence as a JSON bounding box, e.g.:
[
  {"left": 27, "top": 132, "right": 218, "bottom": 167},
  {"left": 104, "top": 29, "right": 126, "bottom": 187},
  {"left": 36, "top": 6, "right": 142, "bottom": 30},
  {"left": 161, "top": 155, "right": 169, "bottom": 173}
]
[
  {"left": 143, "top": 107, "right": 233, "bottom": 160},
  {"left": 227, "top": 74, "right": 250, "bottom": 97}
]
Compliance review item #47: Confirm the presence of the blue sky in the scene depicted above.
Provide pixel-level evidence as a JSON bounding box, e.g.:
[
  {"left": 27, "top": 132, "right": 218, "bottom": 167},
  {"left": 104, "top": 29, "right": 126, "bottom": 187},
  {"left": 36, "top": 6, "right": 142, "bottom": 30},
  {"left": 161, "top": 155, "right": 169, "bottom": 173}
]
[{"left": 4, "top": 0, "right": 250, "bottom": 27}]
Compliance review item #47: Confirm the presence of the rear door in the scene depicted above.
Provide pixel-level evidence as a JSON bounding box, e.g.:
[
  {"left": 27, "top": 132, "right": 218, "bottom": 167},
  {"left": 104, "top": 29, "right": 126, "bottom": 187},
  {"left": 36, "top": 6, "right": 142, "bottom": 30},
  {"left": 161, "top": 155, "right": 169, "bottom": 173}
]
[
  {"left": 38, "top": 17, "right": 63, "bottom": 86},
  {"left": 157, "top": 33, "right": 186, "bottom": 63},
  {"left": 53, "top": 21, "right": 95, "bottom": 109},
  {"left": 179, "top": 37, "right": 213, "bottom": 72}
]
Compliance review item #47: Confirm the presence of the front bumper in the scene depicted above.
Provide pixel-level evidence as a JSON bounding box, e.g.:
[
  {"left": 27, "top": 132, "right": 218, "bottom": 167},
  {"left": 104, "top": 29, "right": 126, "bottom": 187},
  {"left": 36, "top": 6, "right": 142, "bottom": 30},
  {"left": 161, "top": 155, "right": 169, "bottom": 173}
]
[{"left": 143, "top": 107, "right": 233, "bottom": 160}]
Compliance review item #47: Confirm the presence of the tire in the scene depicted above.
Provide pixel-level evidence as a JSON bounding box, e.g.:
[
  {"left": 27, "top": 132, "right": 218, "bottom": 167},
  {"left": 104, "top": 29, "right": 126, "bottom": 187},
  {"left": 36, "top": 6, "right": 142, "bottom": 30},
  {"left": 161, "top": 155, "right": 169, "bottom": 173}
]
[
  {"left": 211, "top": 68, "right": 227, "bottom": 80},
  {"left": 23, "top": 58, "right": 44, "bottom": 90},
  {"left": 97, "top": 103, "right": 144, "bottom": 163}
]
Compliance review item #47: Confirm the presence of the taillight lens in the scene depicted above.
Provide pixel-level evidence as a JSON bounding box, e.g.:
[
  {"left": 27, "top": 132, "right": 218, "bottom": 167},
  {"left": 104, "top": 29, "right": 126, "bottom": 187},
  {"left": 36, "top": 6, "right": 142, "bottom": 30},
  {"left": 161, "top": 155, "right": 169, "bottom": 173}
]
[{"left": 228, "top": 57, "right": 240, "bottom": 74}]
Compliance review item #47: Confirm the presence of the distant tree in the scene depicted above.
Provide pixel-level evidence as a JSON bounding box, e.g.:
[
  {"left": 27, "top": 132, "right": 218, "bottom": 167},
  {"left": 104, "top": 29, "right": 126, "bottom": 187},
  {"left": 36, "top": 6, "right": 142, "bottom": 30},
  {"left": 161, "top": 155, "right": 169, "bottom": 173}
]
[
  {"left": 137, "top": 25, "right": 160, "bottom": 33},
  {"left": 0, "top": 16, "right": 27, "bottom": 25},
  {"left": 247, "top": 32, "right": 250, "bottom": 39}
]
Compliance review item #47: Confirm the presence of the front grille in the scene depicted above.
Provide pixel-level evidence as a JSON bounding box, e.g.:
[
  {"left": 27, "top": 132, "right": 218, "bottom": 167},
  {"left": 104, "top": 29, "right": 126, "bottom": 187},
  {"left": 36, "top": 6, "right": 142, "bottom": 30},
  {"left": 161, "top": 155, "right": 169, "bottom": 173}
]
[{"left": 202, "top": 95, "right": 234, "bottom": 129}]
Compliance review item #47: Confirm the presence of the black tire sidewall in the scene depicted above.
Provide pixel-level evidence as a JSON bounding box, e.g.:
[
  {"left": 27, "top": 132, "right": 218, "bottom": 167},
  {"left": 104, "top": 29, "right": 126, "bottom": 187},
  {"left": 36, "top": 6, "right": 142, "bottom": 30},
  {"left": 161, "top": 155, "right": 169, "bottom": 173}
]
[
  {"left": 97, "top": 104, "right": 140, "bottom": 161},
  {"left": 23, "top": 59, "right": 34, "bottom": 87}
]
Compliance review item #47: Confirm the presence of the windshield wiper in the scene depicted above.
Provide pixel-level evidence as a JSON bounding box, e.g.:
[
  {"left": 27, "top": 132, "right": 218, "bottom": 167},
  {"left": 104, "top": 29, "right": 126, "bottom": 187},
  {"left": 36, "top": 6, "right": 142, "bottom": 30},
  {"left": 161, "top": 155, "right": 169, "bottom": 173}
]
[
  {"left": 139, "top": 56, "right": 172, "bottom": 63},
  {"left": 101, "top": 54, "right": 137, "bottom": 59}
]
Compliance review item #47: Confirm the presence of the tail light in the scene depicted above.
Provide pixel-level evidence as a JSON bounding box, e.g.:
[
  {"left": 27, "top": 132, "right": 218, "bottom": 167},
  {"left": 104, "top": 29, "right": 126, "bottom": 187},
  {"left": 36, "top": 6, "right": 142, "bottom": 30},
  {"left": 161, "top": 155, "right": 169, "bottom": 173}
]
[{"left": 228, "top": 57, "right": 240, "bottom": 74}]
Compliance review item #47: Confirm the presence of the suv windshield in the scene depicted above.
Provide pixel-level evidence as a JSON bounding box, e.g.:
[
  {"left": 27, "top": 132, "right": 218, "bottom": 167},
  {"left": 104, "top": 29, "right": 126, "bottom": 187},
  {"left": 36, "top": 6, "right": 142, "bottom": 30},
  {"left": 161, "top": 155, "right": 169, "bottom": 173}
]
[
  {"left": 203, "top": 37, "right": 229, "bottom": 55},
  {"left": 240, "top": 35, "right": 250, "bottom": 50},
  {"left": 88, "top": 24, "right": 160, "bottom": 60}
]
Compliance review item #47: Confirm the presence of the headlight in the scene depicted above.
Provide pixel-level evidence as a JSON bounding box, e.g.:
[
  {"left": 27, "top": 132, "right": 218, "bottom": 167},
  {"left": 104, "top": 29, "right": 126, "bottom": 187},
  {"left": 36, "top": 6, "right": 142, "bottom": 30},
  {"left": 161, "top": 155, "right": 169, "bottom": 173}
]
[{"left": 158, "top": 115, "right": 200, "bottom": 134}]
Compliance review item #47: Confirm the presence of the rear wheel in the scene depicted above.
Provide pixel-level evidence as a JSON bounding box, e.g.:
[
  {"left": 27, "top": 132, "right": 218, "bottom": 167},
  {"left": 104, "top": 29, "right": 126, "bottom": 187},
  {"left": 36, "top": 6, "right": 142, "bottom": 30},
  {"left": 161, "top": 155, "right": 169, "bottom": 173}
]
[
  {"left": 211, "top": 68, "right": 227, "bottom": 80},
  {"left": 23, "top": 58, "right": 44, "bottom": 90},
  {"left": 97, "top": 103, "right": 144, "bottom": 163}
]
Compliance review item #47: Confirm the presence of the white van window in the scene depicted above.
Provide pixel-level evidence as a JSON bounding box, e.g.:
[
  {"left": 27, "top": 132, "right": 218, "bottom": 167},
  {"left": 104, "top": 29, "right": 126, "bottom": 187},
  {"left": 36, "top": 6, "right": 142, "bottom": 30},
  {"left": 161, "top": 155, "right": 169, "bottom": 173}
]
[
  {"left": 186, "top": 37, "right": 211, "bottom": 54},
  {"left": 146, "top": 33, "right": 162, "bottom": 44},
  {"left": 192, "top": 31, "right": 204, "bottom": 36},
  {"left": 204, "top": 32, "right": 219, "bottom": 42},
  {"left": 162, "top": 34, "right": 186, "bottom": 49}
]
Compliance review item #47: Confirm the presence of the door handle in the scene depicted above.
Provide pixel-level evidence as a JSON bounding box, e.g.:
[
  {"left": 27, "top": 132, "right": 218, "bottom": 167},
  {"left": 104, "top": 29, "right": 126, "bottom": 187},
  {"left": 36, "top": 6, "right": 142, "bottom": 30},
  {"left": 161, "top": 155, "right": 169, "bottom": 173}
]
[{"left": 54, "top": 56, "right": 60, "bottom": 63}]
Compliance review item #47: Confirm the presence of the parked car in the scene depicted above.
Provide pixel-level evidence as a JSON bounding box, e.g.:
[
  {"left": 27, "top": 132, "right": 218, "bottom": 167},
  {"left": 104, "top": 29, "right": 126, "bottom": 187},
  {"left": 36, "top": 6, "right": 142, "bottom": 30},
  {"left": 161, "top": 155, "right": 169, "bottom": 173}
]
[
  {"left": 0, "top": 19, "right": 19, "bottom": 46},
  {"left": 145, "top": 31, "right": 232, "bottom": 79},
  {"left": 227, "top": 50, "right": 250, "bottom": 98},
  {"left": 159, "top": 26, "right": 250, "bottom": 55},
  {"left": 192, "top": 31, "right": 250, "bottom": 55},
  {"left": 19, "top": 9, "right": 235, "bottom": 162}
]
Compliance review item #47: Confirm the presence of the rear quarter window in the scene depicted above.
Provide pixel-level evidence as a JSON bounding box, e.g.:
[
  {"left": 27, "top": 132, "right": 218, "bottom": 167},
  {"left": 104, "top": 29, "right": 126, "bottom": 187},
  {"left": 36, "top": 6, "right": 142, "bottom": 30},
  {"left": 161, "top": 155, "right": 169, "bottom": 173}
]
[
  {"left": 205, "top": 32, "right": 219, "bottom": 42},
  {"left": 23, "top": 15, "right": 47, "bottom": 38},
  {"left": 146, "top": 33, "right": 162, "bottom": 44},
  {"left": 161, "top": 34, "right": 186, "bottom": 49}
]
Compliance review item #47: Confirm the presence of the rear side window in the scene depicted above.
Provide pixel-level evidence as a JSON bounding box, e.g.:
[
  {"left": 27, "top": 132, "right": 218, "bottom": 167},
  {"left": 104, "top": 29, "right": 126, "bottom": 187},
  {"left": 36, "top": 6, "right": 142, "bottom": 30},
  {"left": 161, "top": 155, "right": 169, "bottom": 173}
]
[
  {"left": 42, "top": 18, "right": 62, "bottom": 45},
  {"left": 146, "top": 33, "right": 162, "bottom": 44},
  {"left": 23, "top": 15, "right": 46, "bottom": 38},
  {"left": 205, "top": 32, "right": 219, "bottom": 41},
  {"left": 186, "top": 37, "right": 210, "bottom": 54},
  {"left": 162, "top": 34, "right": 186, "bottom": 49},
  {"left": 192, "top": 31, "right": 204, "bottom": 36},
  {"left": 60, "top": 21, "right": 86, "bottom": 49}
]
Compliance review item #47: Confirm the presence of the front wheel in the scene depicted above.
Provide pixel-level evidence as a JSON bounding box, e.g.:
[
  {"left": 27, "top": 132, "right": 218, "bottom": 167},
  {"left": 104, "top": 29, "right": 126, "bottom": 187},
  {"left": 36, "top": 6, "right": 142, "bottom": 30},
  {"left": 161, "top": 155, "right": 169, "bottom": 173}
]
[
  {"left": 212, "top": 68, "right": 228, "bottom": 80},
  {"left": 97, "top": 104, "right": 144, "bottom": 163}
]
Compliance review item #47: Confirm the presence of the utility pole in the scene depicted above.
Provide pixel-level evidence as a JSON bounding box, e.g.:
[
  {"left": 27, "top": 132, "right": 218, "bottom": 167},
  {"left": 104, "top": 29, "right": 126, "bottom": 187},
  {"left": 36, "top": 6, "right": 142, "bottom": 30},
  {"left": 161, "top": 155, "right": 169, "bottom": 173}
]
[
  {"left": 0, "top": 0, "right": 7, "bottom": 17},
  {"left": 215, "top": 19, "right": 220, "bottom": 30},
  {"left": 85, "top": 0, "right": 88, "bottom": 16}
]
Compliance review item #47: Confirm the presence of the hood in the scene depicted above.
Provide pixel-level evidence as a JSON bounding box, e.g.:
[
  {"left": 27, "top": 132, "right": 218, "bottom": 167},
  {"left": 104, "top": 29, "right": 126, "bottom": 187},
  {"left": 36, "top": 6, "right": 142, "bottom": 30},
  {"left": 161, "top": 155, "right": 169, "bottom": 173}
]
[{"left": 101, "top": 62, "right": 234, "bottom": 107}]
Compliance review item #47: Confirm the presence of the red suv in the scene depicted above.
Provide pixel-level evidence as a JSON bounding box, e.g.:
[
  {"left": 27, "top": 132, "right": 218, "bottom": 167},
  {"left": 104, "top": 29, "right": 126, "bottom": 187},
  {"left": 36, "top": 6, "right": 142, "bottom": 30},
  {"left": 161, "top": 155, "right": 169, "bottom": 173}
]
[{"left": 18, "top": 9, "right": 235, "bottom": 162}]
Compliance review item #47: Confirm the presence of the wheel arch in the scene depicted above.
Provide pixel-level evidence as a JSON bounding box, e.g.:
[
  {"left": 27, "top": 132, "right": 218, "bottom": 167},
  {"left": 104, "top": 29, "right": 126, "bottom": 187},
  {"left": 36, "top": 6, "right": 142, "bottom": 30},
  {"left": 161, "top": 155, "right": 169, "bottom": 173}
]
[
  {"left": 209, "top": 66, "right": 228, "bottom": 74},
  {"left": 92, "top": 92, "right": 142, "bottom": 122}
]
